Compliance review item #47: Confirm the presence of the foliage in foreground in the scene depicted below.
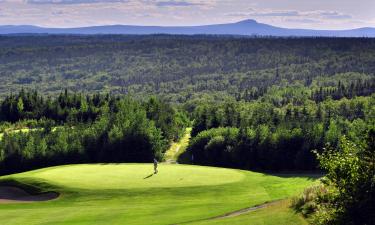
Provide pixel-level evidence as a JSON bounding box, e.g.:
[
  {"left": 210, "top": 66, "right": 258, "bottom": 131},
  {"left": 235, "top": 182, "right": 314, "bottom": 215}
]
[{"left": 293, "top": 132, "right": 375, "bottom": 225}]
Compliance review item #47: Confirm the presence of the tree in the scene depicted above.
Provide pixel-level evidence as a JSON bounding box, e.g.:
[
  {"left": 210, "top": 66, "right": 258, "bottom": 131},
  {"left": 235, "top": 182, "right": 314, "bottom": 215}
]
[{"left": 314, "top": 131, "right": 375, "bottom": 225}]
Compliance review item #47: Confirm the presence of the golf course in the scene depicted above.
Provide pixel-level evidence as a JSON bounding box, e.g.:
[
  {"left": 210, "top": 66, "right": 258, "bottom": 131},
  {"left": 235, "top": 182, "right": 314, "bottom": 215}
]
[
  {"left": 0, "top": 27, "right": 373, "bottom": 225},
  {"left": 0, "top": 163, "right": 316, "bottom": 225}
]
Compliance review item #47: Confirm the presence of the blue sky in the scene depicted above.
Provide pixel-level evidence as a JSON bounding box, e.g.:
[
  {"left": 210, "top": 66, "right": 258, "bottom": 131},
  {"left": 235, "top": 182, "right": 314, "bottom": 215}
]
[{"left": 0, "top": 0, "right": 374, "bottom": 29}]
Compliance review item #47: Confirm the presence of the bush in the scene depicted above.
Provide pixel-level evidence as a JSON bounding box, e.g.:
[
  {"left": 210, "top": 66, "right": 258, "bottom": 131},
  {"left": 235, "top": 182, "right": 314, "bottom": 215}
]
[
  {"left": 292, "top": 184, "right": 328, "bottom": 217},
  {"left": 298, "top": 131, "right": 375, "bottom": 225}
]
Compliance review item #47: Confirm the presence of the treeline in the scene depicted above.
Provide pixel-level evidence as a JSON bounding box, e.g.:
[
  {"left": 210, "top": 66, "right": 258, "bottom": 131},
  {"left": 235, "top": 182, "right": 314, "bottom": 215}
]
[
  {"left": 0, "top": 91, "right": 188, "bottom": 174},
  {"left": 238, "top": 77, "right": 375, "bottom": 102},
  {"left": 186, "top": 89, "right": 374, "bottom": 171},
  {"left": 310, "top": 79, "right": 375, "bottom": 102},
  {"left": 0, "top": 89, "right": 104, "bottom": 123}
]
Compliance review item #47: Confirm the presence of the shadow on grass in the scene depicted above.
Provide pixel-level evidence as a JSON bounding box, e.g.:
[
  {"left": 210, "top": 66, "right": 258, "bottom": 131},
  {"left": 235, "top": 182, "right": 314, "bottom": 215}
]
[
  {"left": 177, "top": 150, "right": 192, "bottom": 164},
  {"left": 0, "top": 178, "right": 61, "bottom": 199},
  {"left": 266, "top": 173, "right": 323, "bottom": 180},
  {"left": 143, "top": 174, "right": 154, "bottom": 179}
]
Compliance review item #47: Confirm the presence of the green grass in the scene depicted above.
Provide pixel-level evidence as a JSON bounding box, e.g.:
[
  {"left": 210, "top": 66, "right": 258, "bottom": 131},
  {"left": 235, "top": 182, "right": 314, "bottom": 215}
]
[
  {"left": 189, "top": 200, "right": 308, "bottom": 225},
  {"left": 0, "top": 164, "right": 316, "bottom": 225}
]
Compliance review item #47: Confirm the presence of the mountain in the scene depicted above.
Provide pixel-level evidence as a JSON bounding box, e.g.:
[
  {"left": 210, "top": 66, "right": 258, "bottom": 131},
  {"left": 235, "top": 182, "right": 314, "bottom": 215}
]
[{"left": 1, "top": 19, "right": 375, "bottom": 37}]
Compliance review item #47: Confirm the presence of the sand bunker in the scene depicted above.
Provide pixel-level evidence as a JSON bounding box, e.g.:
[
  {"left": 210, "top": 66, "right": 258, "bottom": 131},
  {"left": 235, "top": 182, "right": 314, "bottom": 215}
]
[{"left": 0, "top": 186, "right": 59, "bottom": 203}]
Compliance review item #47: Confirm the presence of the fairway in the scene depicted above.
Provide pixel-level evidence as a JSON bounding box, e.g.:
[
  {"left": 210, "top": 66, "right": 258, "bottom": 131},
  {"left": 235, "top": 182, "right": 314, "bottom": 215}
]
[{"left": 0, "top": 164, "right": 315, "bottom": 225}]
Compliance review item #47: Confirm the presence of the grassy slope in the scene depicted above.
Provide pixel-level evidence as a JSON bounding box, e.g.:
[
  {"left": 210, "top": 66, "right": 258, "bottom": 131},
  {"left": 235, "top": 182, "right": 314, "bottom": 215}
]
[
  {"left": 189, "top": 200, "right": 308, "bottom": 225},
  {"left": 0, "top": 164, "right": 315, "bottom": 225},
  {"left": 164, "top": 127, "right": 191, "bottom": 162}
]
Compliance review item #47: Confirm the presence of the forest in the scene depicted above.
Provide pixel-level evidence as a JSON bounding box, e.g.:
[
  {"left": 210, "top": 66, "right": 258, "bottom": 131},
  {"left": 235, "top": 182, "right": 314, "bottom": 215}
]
[
  {"left": 0, "top": 90, "right": 189, "bottom": 174},
  {"left": 0, "top": 35, "right": 374, "bottom": 224},
  {"left": 186, "top": 89, "right": 373, "bottom": 171},
  {"left": 0, "top": 35, "right": 374, "bottom": 173},
  {"left": 0, "top": 35, "right": 374, "bottom": 103}
]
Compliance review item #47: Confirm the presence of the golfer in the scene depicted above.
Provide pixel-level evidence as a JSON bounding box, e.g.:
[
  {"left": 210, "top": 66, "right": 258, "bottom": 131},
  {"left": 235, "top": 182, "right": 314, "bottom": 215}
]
[{"left": 153, "top": 158, "right": 158, "bottom": 174}]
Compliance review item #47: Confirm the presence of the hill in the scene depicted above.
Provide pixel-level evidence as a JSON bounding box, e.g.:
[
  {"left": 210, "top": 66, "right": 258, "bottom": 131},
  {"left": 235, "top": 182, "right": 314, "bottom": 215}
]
[
  {"left": 0, "top": 35, "right": 374, "bottom": 102},
  {"left": 0, "top": 164, "right": 316, "bottom": 225},
  {"left": 1, "top": 19, "right": 375, "bottom": 37}
]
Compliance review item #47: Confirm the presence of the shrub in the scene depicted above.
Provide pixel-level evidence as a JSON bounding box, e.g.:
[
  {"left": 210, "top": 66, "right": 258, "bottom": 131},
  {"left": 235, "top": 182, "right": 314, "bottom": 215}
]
[{"left": 292, "top": 184, "right": 328, "bottom": 217}]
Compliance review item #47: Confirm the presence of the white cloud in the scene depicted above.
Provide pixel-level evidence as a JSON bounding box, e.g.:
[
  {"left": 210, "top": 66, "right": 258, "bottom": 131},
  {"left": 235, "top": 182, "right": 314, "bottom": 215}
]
[
  {"left": 285, "top": 18, "right": 320, "bottom": 24},
  {"left": 224, "top": 7, "right": 358, "bottom": 29},
  {"left": 226, "top": 9, "right": 352, "bottom": 20},
  {"left": 154, "top": 0, "right": 202, "bottom": 7},
  {"left": 26, "top": 0, "right": 129, "bottom": 4}
]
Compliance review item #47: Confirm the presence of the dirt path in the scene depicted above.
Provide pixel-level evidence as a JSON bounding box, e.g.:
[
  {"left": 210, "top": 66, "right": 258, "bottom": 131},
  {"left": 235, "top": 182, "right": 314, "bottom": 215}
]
[
  {"left": 174, "top": 200, "right": 283, "bottom": 225},
  {"left": 0, "top": 186, "right": 59, "bottom": 203},
  {"left": 210, "top": 200, "right": 282, "bottom": 219}
]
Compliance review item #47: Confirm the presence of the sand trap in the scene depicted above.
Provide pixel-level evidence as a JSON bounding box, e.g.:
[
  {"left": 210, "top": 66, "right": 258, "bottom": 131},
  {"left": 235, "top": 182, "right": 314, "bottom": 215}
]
[{"left": 0, "top": 186, "right": 59, "bottom": 203}]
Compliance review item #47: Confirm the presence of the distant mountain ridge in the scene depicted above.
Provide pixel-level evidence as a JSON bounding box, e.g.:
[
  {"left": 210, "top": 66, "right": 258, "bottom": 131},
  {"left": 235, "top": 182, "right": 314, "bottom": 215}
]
[{"left": 1, "top": 19, "right": 375, "bottom": 37}]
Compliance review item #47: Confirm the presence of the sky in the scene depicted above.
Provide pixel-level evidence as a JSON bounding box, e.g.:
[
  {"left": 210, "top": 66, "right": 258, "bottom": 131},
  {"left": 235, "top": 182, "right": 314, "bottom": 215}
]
[{"left": 0, "top": 0, "right": 374, "bottom": 29}]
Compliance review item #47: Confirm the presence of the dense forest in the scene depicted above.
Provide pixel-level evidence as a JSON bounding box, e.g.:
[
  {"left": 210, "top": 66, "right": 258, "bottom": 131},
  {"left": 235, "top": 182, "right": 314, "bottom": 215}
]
[
  {"left": 0, "top": 90, "right": 189, "bottom": 174},
  {"left": 185, "top": 89, "right": 374, "bottom": 171},
  {"left": 0, "top": 35, "right": 374, "bottom": 104}
]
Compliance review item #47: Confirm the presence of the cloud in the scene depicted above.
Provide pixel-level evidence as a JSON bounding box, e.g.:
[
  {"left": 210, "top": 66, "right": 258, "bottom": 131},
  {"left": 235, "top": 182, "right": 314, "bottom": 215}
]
[
  {"left": 225, "top": 9, "right": 352, "bottom": 21},
  {"left": 286, "top": 18, "right": 320, "bottom": 24},
  {"left": 154, "top": 0, "right": 201, "bottom": 7},
  {"left": 251, "top": 11, "right": 299, "bottom": 17},
  {"left": 26, "top": 0, "right": 129, "bottom": 4},
  {"left": 224, "top": 12, "right": 248, "bottom": 17},
  {"left": 318, "top": 11, "right": 352, "bottom": 19},
  {"left": 225, "top": 10, "right": 301, "bottom": 18},
  {"left": 52, "top": 10, "right": 64, "bottom": 15}
]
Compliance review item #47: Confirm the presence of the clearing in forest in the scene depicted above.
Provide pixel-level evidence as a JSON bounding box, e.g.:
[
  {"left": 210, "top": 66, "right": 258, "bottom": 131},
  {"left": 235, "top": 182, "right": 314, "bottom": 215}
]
[{"left": 164, "top": 127, "right": 192, "bottom": 163}]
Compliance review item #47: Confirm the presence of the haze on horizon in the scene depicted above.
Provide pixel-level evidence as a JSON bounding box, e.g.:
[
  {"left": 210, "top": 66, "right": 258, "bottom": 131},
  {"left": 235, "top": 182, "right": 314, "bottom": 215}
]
[{"left": 0, "top": 0, "right": 374, "bottom": 30}]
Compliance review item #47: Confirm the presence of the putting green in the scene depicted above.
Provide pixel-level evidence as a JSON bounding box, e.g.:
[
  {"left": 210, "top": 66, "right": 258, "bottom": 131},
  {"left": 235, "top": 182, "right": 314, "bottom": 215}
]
[
  {"left": 21, "top": 164, "right": 244, "bottom": 189},
  {"left": 0, "top": 164, "right": 316, "bottom": 225}
]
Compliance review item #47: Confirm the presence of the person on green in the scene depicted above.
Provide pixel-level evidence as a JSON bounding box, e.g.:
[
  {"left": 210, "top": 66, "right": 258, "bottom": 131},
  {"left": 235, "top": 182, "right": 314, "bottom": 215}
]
[{"left": 153, "top": 158, "right": 158, "bottom": 174}]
